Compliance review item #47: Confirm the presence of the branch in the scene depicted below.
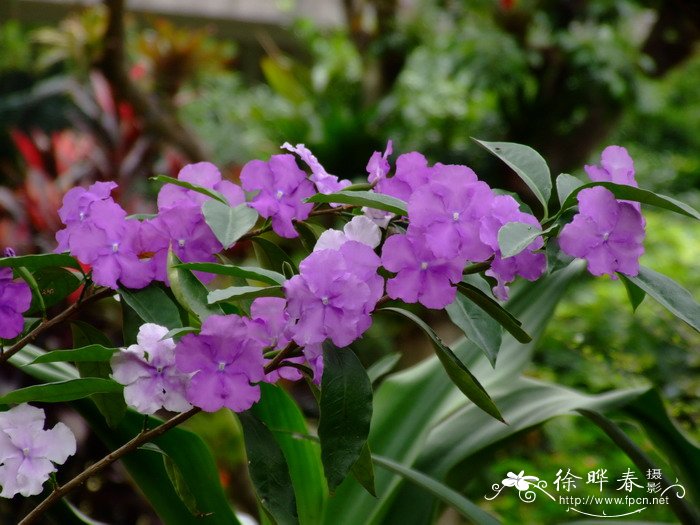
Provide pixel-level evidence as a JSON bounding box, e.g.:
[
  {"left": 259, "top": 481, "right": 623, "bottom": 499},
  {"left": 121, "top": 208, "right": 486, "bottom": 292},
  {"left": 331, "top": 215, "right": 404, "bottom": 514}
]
[
  {"left": 19, "top": 407, "right": 201, "bottom": 525},
  {"left": 264, "top": 341, "right": 300, "bottom": 374},
  {"left": 98, "top": 0, "right": 208, "bottom": 162},
  {"left": 0, "top": 287, "right": 113, "bottom": 366}
]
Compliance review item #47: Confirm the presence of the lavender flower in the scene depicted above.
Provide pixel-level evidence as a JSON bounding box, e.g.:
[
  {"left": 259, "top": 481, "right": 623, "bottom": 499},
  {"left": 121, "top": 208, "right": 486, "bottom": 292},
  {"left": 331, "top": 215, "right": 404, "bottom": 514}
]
[
  {"left": 314, "top": 215, "right": 381, "bottom": 251},
  {"left": 175, "top": 315, "right": 265, "bottom": 412},
  {"left": 282, "top": 143, "right": 351, "bottom": 194},
  {"left": 157, "top": 162, "right": 245, "bottom": 210},
  {"left": 381, "top": 232, "right": 463, "bottom": 309},
  {"left": 241, "top": 154, "right": 315, "bottom": 238},
  {"left": 366, "top": 140, "right": 393, "bottom": 184},
  {"left": 0, "top": 268, "right": 31, "bottom": 340},
  {"left": 408, "top": 175, "right": 495, "bottom": 261},
  {"left": 375, "top": 152, "right": 431, "bottom": 202},
  {"left": 479, "top": 195, "right": 547, "bottom": 300},
  {"left": 111, "top": 323, "right": 191, "bottom": 414},
  {"left": 558, "top": 187, "right": 645, "bottom": 277},
  {"left": 285, "top": 243, "right": 381, "bottom": 347},
  {"left": 0, "top": 404, "right": 76, "bottom": 498},
  {"left": 584, "top": 146, "right": 637, "bottom": 187}
]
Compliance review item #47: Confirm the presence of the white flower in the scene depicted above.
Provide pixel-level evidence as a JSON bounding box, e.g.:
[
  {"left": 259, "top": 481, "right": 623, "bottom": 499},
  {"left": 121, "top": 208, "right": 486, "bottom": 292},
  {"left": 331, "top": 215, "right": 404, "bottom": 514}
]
[
  {"left": 502, "top": 471, "right": 539, "bottom": 491},
  {"left": 314, "top": 215, "right": 381, "bottom": 251}
]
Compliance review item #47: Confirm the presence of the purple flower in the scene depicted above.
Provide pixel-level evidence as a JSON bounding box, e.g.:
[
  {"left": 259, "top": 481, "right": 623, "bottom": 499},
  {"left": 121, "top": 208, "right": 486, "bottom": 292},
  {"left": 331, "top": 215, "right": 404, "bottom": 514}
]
[
  {"left": 110, "top": 323, "right": 191, "bottom": 414},
  {"left": 301, "top": 343, "right": 324, "bottom": 385},
  {"left": 241, "top": 154, "right": 315, "bottom": 238},
  {"left": 381, "top": 233, "right": 463, "bottom": 309},
  {"left": 285, "top": 244, "right": 381, "bottom": 347},
  {"left": 57, "top": 181, "right": 118, "bottom": 225},
  {"left": 375, "top": 152, "right": 431, "bottom": 202},
  {"left": 366, "top": 140, "right": 393, "bottom": 184},
  {"left": 0, "top": 404, "right": 76, "bottom": 498},
  {"left": 585, "top": 146, "right": 637, "bottom": 187},
  {"left": 175, "top": 315, "right": 265, "bottom": 412},
  {"left": 408, "top": 174, "right": 495, "bottom": 261},
  {"left": 479, "top": 195, "right": 547, "bottom": 300},
  {"left": 558, "top": 186, "right": 645, "bottom": 278},
  {"left": 0, "top": 268, "right": 31, "bottom": 340},
  {"left": 282, "top": 143, "right": 351, "bottom": 194},
  {"left": 157, "top": 162, "right": 245, "bottom": 210},
  {"left": 139, "top": 206, "right": 222, "bottom": 283}
]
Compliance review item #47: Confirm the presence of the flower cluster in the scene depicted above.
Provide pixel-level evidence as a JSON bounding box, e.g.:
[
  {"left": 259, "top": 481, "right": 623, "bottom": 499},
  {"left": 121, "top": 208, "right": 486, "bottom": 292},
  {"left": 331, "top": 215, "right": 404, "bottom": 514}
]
[
  {"left": 374, "top": 151, "right": 547, "bottom": 305},
  {"left": 0, "top": 267, "right": 32, "bottom": 340},
  {"left": 559, "top": 146, "right": 645, "bottom": 277},
  {"left": 0, "top": 404, "right": 76, "bottom": 498},
  {"left": 54, "top": 163, "right": 240, "bottom": 289}
]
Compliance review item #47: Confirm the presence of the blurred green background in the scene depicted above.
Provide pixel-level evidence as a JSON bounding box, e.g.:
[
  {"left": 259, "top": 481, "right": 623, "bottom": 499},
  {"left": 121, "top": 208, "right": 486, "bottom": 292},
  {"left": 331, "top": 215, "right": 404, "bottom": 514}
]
[{"left": 0, "top": 0, "right": 698, "bottom": 523}]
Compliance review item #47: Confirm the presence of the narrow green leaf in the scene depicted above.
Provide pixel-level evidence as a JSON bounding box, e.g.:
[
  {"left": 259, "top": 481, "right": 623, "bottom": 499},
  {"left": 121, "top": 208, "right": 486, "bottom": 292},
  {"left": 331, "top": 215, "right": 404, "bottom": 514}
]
[
  {"left": 0, "top": 253, "right": 81, "bottom": 271},
  {"left": 208, "top": 285, "right": 284, "bottom": 304},
  {"left": 27, "top": 344, "right": 116, "bottom": 365},
  {"left": 318, "top": 345, "right": 373, "bottom": 492},
  {"left": 381, "top": 307, "right": 504, "bottom": 422},
  {"left": 0, "top": 378, "right": 122, "bottom": 404},
  {"left": 474, "top": 139, "right": 552, "bottom": 213},
  {"left": 628, "top": 266, "right": 700, "bottom": 332},
  {"left": 497, "top": 221, "right": 549, "bottom": 258},
  {"left": 162, "top": 326, "right": 198, "bottom": 340},
  {"left": 366, "top": 353, "right": 402, "bottom": 385},
  {"left": 151, "top": 175, "right": 228, "bottom": 204},
  {"left": 556, "top": 173, "right": 584, "bottom": 206},
  {"left": 16, "top": 265, "right": 46, "bottom": 316},
  {"left": 177, "top": 262, "right": 286, "bottom": 285},
  {"left": 239, "top": 411, "right": 299, "bottom": 525},
  {"left": 619, "top": 274, "right": 646, "bottom": 312},
  {"left": 351, "top": 442, "right": 377, "bottom": 497},
  {"left": 456, "top": 281, "right": 532, "bottom": 343},
  {"left": 251, "top": 237, "right": 298, "bottom": 274},
  {"left": 295, "top": 221, "right": 319, "bottom": 252},
  {"left": 72, "top": 321, "right": 126, "bottom": 428},
  {"left": 445, "top": 293, "right": 502, "bottom": 367},
  {"left": 167, "top": 251, "right": 223, "bottom": 321},
  {"left": 202, "top": 200, "right": 259, "bottom": 248},
  {"left": 163, "top": 456, "right": 201, "bottom": 515},
  {"left": 307, "top": 190, "right": 407, "bottom": 215},
  {"left": 558, "top": 181, "right": 700, "bottom": 221},
  {"left": 252, "top": 383, "right": 327, "bottom": 524},
  {"left": 372, "top": 454, "right": 500, "bottom": 525},
  {"left": 119, "top": 284, "right": 182, "bottom": 329}
]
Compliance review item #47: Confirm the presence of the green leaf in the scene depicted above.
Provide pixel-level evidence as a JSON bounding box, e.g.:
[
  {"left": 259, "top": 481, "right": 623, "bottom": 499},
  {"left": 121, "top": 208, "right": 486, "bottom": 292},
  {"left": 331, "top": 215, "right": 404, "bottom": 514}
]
[
  {"left": 619, "top": 274, "right": 646, "bottom": 312},
  {"left": 372, "top": 454, "right": 499, "bottom": 525},
  {"left": 202, "top": 200, "right": 259, "bottom": 248},
  {"left": 318, "top": 345, "right": 373, "bottom": 492},
  {"left": 556, "top": 173, "right": 584, "bottom": 206},
  {"left": 151, "top": 175, "right": 228, "bottom": 204},
  {"left": 29, "top": 267, "right": 81, "bottom": 312},
  {"left": 456, "top": 280, "right": 532, "bottom": 343},
  {"left": 381, "top": 307, "right": 504, "bottom": 422},
  {"left": 252, "top": 383, "right": 327, "bottom": 524},
  {"left": 167, "top": 251, "right": 223, "bottom": 321},
  {"left": 0, "top": 253, "right": 81, "bottom": 271},
  {"left": 72, "top": 321, "right": 126, "bottom": 428},
  {"left": 208, "top": 285, "right": 284, "bottom": 304},
  {"left": 366, "top": 353, "right": 401, "bottom": 385},
  {"left": 558, "top": 181, "right": 700, "bottom": 221},
  {"left": 351, "top": 442, "right": 377, "bottom": 497},
  {"left": 252, "top": 237, "right": 298, "bottom": 274},
  {"left": 239, "top": 411, "right": 299, "bottom": 525},
  {"left": 497, "top": 221, "right": 550, "bottom": 258},
  {"left": 162, "top": 326, "right": 198, "bottom": 340},
  {"left": 26, "top": 344, "right": 116, "bottom": 365},
  {"left": 177, "top": 262, "right": 286, "bottom": 285},
  {"left": 15, "top": 265, "right": 45, "bottom": 316},
  {"left": 628, "top": 266, "right": 700, "bottom": 332},
  {"left": 474, "top": 139, "right": 552, "bottom": 213},
  {"left": 119, "top": 284, "right": 183, "bottom": 329},
  {"left": 163, "top": 456, "right": 201, "bottom": 515},
  {"left": 445, "top": 292, "right": 502, "bottom": 367},
  {"left": 295, "top": 221, "right": 319, "bottom": 252},
  {"left": 307, "top": 190, "right": 407, "bottom": 215},
  {"left": 0, "top": 378, "right": 122, "bottom": 404}
]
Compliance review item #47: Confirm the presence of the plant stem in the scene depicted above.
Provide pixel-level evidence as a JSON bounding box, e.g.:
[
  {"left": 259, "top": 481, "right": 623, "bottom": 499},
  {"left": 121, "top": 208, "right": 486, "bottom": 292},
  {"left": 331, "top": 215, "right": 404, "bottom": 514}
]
[
  {"left": 0, "top": 287, "right": 113, "bottom": 366},
  {"left": 19, "top": 407, "right": 201, "bottom": 525},
  {"left": 264, "top": 341, "right": 300, "bottom": 374}
]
